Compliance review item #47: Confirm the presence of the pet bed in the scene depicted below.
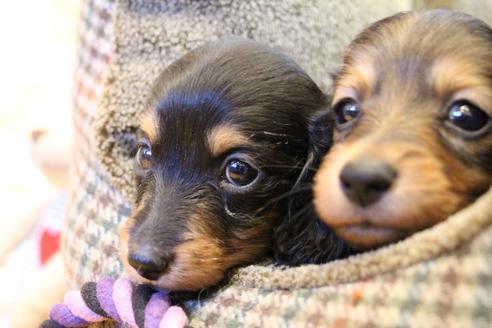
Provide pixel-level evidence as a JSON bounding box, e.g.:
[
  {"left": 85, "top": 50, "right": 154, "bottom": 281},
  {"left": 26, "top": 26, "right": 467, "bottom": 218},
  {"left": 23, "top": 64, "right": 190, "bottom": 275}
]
[{"left": 63, "top": 0, "right": 492, "bottom": 326}]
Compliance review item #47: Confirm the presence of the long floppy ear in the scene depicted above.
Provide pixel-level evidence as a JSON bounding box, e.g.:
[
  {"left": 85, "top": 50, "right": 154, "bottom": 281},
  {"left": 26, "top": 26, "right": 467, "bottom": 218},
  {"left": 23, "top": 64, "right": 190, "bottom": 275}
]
[
  {"left": 290, "top": 105, "right": 333, "bottom": 194},
  {"left": 273, "top": 108, "right": 354, "bottom": 265},
  {"left": 304, "top": 110, "right": 333, "bottom": 179}
]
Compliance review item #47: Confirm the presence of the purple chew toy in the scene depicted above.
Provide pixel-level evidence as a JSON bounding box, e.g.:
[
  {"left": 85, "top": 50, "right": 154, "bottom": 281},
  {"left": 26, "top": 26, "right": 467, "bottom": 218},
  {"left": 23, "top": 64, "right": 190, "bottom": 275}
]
[{"left": 40, "top": 277, "right": 186, "bottom": 328}]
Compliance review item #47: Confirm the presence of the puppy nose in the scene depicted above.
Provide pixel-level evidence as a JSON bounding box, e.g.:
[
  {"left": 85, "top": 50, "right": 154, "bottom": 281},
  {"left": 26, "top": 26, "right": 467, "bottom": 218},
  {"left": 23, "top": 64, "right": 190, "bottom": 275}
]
[
  {"left": 340, "top": 159, "right": 396, "bottom": 207},
  {"left": 127, "top": 248, "right": 172, "bottom": 281}
]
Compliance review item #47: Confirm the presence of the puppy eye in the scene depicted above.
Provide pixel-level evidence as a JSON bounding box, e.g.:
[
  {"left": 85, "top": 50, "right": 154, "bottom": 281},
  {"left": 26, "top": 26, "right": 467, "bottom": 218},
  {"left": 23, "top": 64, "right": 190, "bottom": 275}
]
[
  {"left": 225, "top": 159, "right": 258, "bottom": 187},
  {"left": 136, "top": 144, "right": 153, "bottom": 169},
  {"left": 447, "top": 100, "right": 491, "bottom": 133},
  {"left": 333, "top": 98, "right": 360, "bottom": 126}
]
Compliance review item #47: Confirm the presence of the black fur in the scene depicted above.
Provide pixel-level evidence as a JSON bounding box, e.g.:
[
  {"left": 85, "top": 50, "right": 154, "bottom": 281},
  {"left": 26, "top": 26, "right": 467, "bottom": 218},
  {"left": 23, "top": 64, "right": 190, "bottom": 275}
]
[{"left": 273, "top": 112, "right": 354, "bottom": 265}]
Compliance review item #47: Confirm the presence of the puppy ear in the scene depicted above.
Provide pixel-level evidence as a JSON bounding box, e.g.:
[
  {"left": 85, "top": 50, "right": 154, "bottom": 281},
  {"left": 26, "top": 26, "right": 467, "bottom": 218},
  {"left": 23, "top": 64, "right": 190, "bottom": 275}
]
[
  {"left": 293, "top": 109, "right": 333, "bottom": 190},
  {"left": 307, "top": 110, "right": 333, "bottom": 170},
  {"left": 274, "top": 108, "right": 354, "bottom": 265}
]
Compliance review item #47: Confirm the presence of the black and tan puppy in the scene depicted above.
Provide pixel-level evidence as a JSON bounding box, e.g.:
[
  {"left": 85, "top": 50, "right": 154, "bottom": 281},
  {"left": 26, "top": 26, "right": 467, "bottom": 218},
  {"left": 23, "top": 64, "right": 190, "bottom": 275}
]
[
  {"left": 119, "top": 39, "right": 348, "bottom": 291},
  {"left": 314, "top": 10, "right": 492, "bottom": 250}
]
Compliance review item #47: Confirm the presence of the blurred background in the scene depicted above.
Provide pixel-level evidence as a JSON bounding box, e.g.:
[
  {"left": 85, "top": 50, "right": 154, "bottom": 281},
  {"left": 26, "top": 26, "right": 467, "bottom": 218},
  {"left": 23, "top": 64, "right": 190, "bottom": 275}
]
[
  {"left": 0, "top": 0, "right": 490, "bottom": 326},
  {"left": 0, "top": 0, "right": 80, "bottom": 322}
]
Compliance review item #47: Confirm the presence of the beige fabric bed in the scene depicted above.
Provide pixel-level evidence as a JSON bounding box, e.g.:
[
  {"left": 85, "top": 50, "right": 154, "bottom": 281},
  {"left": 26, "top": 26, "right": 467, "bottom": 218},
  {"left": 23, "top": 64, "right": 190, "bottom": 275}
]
[{"left": 65, "top": 0, "right": 492, "bottom": 326}]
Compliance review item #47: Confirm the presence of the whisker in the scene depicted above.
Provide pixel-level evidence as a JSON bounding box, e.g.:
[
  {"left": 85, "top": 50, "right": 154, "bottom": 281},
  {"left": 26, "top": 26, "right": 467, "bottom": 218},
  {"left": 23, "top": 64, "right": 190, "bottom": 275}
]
[
  {"left": 267, "top": 186, "right": 311, "bottom": 202},
  {"left": 253, "top": 186, "right": 312, "bottom": 216},
  {"left": 259, "top": 164, "right": 317, "bottom": 172},
  {"left": 287, "top": 202, "right": 313, "bottom": 222}
]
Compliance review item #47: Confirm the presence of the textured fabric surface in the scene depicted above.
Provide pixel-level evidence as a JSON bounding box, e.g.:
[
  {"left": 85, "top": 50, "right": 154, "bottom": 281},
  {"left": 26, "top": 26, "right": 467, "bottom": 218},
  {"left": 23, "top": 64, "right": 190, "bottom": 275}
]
[
  {"left": 63, "top": 0, "right": 126, "bottom": 287},
  {"left": 65, "top": 0, "right": 492, "bottom": 326},
  {"left": 183, "top": 187, "right": 492, "bottom": 327}
]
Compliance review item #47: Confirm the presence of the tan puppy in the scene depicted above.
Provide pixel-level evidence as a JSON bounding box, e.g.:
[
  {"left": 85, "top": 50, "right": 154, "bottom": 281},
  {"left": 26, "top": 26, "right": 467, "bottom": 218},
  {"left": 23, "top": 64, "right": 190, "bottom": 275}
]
[{"left": 314, "top": 10, "right": 492, "bottom": 250}]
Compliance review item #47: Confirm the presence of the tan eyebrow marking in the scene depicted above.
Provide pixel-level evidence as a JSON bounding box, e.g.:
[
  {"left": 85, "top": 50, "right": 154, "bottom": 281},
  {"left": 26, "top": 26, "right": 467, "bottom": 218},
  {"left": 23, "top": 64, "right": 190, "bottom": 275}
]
[
  {"left": 336, "top": 54, "right": 377, "bottom": 98},
  {"left": 139, "top": 110, "right": 159, "bottom": 144},
  {"left": 207, "top": 124, "right": 251, "bottom": 157},
  {"left": 429, "top": 56, "right": 485, "bottom": 97}
]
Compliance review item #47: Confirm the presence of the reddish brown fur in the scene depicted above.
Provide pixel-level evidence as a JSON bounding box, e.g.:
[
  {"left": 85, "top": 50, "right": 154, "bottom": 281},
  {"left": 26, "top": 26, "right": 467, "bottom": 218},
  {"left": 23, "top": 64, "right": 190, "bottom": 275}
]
[
  {"left": 314, "top": 10, "right": 492, "bottom": 249},
  {"left": 139, "top": 110, "right": 159, "bottom": 144}
]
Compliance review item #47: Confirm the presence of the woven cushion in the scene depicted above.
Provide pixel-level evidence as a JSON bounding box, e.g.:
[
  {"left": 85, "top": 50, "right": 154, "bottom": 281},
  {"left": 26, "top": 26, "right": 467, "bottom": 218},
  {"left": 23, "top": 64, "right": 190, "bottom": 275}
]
[
  {"left": 63, "top": 0, "right": 124, "bottom": 286},
  {"left": 64, "top": 0, "right": 492, "bottom": 326},
  {"left": 185, "top": 188, "right": 492, "bottom": 326}
]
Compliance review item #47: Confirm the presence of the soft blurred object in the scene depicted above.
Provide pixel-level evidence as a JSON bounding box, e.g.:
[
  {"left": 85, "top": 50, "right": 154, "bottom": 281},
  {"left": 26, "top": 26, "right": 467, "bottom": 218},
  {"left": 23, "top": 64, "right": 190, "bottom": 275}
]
[
  {"left": 414, "top": 0, "right": 492, "bottom": 23},
  {"left": 0, "top": 0, "right": 80, "bottom": 325},
  {"left": 0, "top": 1, "right": 77, "bottom": 193}
]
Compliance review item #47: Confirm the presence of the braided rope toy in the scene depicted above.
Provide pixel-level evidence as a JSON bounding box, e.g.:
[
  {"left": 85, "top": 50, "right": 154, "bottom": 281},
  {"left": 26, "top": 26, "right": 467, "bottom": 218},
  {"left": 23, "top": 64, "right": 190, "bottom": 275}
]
[{"left": 40, "top": 277, "right": 186, "bottom": 328}]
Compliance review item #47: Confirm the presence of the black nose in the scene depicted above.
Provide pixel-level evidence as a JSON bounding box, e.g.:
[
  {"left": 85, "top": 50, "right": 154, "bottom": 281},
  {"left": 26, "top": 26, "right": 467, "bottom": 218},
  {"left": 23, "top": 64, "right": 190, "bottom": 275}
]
[
  {"left": 127, "top": 248, "right": 172, "bottom": 281},
  {"left": 340, "top": 159, "right": 397, "bottom": 207}
]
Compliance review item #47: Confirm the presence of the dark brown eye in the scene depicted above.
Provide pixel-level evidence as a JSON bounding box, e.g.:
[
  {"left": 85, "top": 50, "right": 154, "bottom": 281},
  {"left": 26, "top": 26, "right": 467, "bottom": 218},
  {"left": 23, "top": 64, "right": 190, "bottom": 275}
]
[
  {"left": 225, "top": 159, "right": 258, "bottom": 187},
  {"left": 333, "top": 98, "right": 360, "bottom": 126},
  {"left": 447, "top": 100, "right": 491, "bottom": 133},
  {"left": 136, "top": 144, "right": 152, "bottom": 169}
]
